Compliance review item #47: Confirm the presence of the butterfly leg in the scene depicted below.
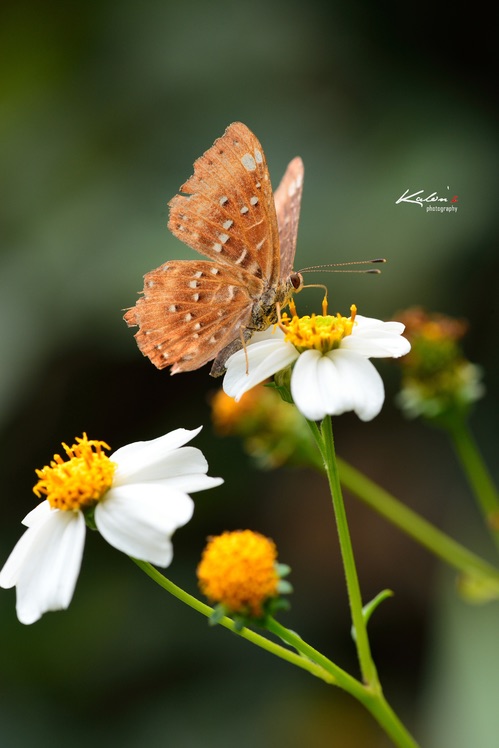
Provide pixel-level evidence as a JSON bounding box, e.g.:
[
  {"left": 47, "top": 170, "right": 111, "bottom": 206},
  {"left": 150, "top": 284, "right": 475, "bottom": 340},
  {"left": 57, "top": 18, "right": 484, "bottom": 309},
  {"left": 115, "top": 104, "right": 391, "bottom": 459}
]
[
  {"left": 239, "top": 326, "right": 250, "bottom": 375},
  {"left": 210, "top": 327, "right": 253, "bottom": 378}
]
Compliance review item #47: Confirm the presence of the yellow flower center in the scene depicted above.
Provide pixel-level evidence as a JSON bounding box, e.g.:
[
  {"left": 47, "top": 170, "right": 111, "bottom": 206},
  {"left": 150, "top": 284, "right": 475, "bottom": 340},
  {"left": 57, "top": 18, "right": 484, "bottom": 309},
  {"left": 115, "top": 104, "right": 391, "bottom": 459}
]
[
  {"left": 33, "top": 434, "right": 116, "bottom": 511},
  {"left": 197, "top": 530, "right": 279, "bottom": 617},
  {"left": 281, "top": 299, "right": 357, "bottom": 353}
]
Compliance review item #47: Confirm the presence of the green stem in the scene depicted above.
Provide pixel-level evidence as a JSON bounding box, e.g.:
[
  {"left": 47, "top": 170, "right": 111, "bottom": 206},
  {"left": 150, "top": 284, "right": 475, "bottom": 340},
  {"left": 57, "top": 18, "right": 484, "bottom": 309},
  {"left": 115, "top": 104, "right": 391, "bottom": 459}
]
[
  {"left": 267, "top": 617, "right": 418, "bottom": 747},
  {"left": 131, "top": 558, "right": 333, "bottom": 684},
  {"left": 336, "top": 457, "right": 499, "bottom": 593},
  {"left": 445, "top": 414, "right": 499, "bottom": 552},
  {"left": 312, "top": 416, "right": 377, "bottom": 686},
  {"left": 132, "top": 558, "right": 419, "bottom": 747}
]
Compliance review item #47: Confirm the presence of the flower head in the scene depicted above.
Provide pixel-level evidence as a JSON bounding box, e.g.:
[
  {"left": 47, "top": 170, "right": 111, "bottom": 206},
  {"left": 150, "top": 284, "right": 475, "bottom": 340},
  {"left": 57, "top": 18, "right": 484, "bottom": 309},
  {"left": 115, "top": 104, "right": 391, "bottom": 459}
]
[
  {"left": 197, "top": 530, "right": 288, "bottom": 620},
  {"left": 395, "top": 307, "right": 484, "bottom": 421},
  {"left": 0, "top": 428, "right": 223, "bottom": 624},
  {"left": 223, "top": 301, "right": 411, "bottom": 422}
]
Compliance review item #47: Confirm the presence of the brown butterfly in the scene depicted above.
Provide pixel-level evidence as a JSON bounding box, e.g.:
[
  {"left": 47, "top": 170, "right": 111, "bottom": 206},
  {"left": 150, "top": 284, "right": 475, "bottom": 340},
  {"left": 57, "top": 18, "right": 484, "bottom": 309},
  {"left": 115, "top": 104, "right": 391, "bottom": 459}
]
[{"left": 124, "top": 122, "right": 304, "bottom": 376}]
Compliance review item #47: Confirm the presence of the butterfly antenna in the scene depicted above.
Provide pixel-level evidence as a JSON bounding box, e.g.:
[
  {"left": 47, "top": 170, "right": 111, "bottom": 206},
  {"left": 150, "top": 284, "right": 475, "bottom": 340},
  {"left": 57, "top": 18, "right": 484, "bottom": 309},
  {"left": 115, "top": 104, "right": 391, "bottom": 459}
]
[{"left": 298, "top": 258, "right": 386, "bottom": 275}]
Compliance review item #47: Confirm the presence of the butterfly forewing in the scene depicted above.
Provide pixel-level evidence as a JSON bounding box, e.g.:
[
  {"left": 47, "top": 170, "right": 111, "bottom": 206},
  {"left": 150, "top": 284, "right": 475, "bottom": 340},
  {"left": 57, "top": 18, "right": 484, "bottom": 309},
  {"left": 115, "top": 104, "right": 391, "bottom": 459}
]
[
  {"left": 124, "top": 260, "right": 255, "bottom": 372},
  {"left": 168, "top": 122, "right": 281, "bottom": 289},
  {"left": 273, "top": 156, "right": 304, "bottom": 279}
]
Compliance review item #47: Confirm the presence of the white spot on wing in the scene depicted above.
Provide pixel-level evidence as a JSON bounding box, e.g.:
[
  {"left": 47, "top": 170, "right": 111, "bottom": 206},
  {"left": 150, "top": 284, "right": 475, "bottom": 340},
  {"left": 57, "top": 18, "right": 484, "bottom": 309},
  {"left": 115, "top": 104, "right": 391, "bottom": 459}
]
[
  {"left": 241, "top": 153, "right": 256, "bottom": 171},
  {"left": 213, "top": 242, "right": 222, "bottom": 252},
  {"left": 250, "top": 196, "right": 258, "bottom": 206},
  {"left": 240, "top": 205, "right": 249, "bottom": 215},
  {"left": 235, "top": 249, "right": 248, "bottom": 265},
  {"left": 254, "top": 148, "right": 263, "bottom": 164},
  {"left": 184, "top": 313, "right": 192, "bottom": 322},
  {"left": 189, "top": 280, "right": 198, "bottom": 288},
  {"left": 210, "top": 267, "right": 220, "bottom": 275},
  {"left": 218, "top": 233, "right": 229, "bottom": 244},
  {"left": 168, "top": 304, "right": 177, "bottom": 312},
  {"left": 222, "top": 219, "right": 233, "bottom": 230},
  {"left": 219, "top": 195, "right": 229, "bottom": 205}
]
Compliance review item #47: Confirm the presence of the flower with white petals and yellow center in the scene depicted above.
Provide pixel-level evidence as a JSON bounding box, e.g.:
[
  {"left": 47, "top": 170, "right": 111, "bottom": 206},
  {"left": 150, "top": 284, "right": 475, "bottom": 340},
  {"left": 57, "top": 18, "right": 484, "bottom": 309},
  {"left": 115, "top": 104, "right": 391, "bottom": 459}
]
[
  {"left": 223, "top": 301, "right": 411, "bottom": 422},
  {"left": 0, "top": 428, "right": 223, "bottom": 624}
]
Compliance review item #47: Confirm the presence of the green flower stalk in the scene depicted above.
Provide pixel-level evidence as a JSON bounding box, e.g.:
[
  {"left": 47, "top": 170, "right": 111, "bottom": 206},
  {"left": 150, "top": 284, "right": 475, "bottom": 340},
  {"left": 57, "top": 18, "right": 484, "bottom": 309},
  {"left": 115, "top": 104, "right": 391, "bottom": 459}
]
[{"left": 395, "top": 307, "right": 499, "bottom": 551}]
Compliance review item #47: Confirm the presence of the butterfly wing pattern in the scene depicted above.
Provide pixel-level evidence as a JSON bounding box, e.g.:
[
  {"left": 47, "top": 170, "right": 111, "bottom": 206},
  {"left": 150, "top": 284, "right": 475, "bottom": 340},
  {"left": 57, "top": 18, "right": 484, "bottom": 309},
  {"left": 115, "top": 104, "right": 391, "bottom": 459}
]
[
  {"left": 124, "top": 122, "right": 304, "bottom": 376},
  {"left": 273, "top": 156, "right": 304, "bottom": 279}
]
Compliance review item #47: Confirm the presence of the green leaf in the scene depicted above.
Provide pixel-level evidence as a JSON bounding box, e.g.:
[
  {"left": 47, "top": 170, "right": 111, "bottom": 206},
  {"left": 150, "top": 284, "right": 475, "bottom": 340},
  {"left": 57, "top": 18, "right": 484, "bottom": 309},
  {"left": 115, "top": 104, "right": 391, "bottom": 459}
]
[{"left": 351, "top": 589, "right": 393, "bottom": 642}]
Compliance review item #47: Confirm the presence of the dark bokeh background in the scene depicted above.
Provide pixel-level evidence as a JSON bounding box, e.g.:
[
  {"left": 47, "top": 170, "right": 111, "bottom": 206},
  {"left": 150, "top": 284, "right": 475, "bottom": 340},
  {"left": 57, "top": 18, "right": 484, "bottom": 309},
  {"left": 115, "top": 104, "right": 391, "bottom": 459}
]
[{"left": 1, "top": 2, "right": 498, "bottom": 746}]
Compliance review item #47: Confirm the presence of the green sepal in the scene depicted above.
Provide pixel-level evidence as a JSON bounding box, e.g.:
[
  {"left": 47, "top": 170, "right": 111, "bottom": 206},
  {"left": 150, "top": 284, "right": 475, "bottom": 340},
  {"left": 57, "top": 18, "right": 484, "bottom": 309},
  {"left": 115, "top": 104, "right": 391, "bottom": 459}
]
[
  {"left": 277, "top": 580, "right": 293, "bottom": 595},
  {"left": 276, "top": 563, "right": 292, "bottom": 578},
  {"left": 351, "top": 589, "right": 394, "bottom": 642},
  {"left": 266, "top": 597, "right": 290, "bottom": 615},
  {"left": 208, "top": 604, "right": 229, "bottom": 626},
  {"left": 83, "top": 507, "right": 97, "bottom": 531},
  {"left": 232, "top": 615, "right": 247, "bottom": 632},
  {"left": 272, "top": 367, "right": 294, "bottom": 405}
]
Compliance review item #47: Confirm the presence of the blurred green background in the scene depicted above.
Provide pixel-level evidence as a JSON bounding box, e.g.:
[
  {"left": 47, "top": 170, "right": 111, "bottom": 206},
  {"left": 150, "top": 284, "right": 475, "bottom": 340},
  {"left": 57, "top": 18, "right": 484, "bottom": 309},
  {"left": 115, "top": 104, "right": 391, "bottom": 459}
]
[{"left": 1, "top": 1, "right": 498, "bottom": 746}]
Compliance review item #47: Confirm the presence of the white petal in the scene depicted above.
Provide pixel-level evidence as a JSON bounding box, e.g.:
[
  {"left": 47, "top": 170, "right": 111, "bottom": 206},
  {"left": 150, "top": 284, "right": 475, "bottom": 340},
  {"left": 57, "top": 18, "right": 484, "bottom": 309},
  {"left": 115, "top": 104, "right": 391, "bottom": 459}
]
[
  {"left": 115, "top": 446, "right": 211, "bottom": 487},
  {"left": 290, "top": 350, "right": 340, "bottom": 421},
  {"left": 331, "top": 350, "right": 385, "bottom": 420},
  {"left": 95, "top": 484, "right": 194, "bottom": 566},
  {"left": 0, "top": 509, "right": 85, "bottom": 624},
  {"left": 353, "top": 315, "right": 405, "bottom": 332},
  {"left": 22, "top": 500, "right": 52, "bottom": 527},
  {"left": 290, "top": 349, "right": 385, "bottom": 422},
  {"left": 109, "top": 427, "right": 202, "bottom": 482},
  {"left": 153, "top": 473, "right": 224, "bottom": 493},
  {"left": 343, "top": 316, "right": 411, "bottom": 358},
  {"left": 111, "top": 428, "right": 204, "bottom": 485},
  {"left": 223, "top": 338, "right": 299, "bottom": 400}
]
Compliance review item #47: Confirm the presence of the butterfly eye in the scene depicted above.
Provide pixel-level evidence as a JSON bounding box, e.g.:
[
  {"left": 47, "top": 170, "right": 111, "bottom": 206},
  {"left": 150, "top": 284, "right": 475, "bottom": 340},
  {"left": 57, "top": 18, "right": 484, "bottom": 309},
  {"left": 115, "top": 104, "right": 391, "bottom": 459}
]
[{"left": 290, "top": 272, "right": 304, "bottom": 291}]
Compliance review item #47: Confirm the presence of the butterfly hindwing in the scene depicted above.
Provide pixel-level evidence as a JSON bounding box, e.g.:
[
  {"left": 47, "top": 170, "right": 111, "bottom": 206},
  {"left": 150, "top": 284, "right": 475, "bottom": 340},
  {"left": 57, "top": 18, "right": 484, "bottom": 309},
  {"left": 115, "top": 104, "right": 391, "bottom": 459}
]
[{"left": 124, "top": 260, "right": 256, "bottom": 372}]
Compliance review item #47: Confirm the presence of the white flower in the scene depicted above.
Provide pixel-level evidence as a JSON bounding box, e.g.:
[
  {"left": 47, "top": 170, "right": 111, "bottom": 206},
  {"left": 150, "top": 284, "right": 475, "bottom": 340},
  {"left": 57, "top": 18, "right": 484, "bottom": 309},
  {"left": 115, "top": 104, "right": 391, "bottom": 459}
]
[
  {"left": 0, "top": 428, "right": 222, "bottom": 624},
  {"left": 223, "top": 306, "right": 410, "bottom": 422}
]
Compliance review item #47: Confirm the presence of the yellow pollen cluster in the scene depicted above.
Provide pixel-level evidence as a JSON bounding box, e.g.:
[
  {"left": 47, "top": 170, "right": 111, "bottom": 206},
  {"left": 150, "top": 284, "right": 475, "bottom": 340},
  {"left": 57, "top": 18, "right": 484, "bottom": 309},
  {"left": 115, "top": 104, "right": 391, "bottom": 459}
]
[
  {"left": 197, "top": 530, "right": 279, "bottom": 617},
  {"left": 33, "top": 434, "right": 116, "bottom": 512},
  {"left": 281, "top": 302, "right": 357, "bottom": 353}
]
